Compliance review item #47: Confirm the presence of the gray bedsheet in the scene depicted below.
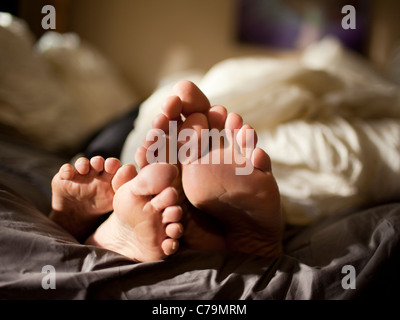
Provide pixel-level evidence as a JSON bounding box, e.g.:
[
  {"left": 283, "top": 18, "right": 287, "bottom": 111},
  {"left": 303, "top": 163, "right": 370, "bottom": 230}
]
[{"left": 0, "top": 134, "right": 399, "bottom": 300}]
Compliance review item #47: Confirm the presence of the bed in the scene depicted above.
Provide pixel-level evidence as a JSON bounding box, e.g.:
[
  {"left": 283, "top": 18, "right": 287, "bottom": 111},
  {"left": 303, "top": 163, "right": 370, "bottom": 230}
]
[
  {"left": 1, "top": 13, "right": 400, "bottom": 300},
  {"left": 1, "top": 131, "right": 399, "bottom": 300}
]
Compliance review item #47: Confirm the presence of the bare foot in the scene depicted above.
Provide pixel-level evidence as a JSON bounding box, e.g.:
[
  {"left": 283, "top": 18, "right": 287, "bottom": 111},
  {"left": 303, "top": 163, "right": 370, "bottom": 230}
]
[
  {"left": 50, "top": 156, "right": 136, "bottom": 240},
  {"left": 181, "top": 108, "right": 283, "bottom": 259},
  {"left": 134, "top": 82, "right": 227, "bottom": 251},
  {"left": 85, "top": 163, "right": 184, "bottom": 262},
  {"left": 165, "top": 81, "right": 283, "bottom": 258}
]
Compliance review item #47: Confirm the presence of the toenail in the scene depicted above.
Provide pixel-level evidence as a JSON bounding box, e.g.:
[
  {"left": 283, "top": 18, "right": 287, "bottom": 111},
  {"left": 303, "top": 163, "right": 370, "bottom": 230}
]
[
  {"left": 177, "top": 224, "right": 183, "bottom": 234},
  {"left": 61, "top": 164, "right": 72, "bottom": 172},
  {"left": 169, "top": 187, "right": 179, "bottom": 199}
]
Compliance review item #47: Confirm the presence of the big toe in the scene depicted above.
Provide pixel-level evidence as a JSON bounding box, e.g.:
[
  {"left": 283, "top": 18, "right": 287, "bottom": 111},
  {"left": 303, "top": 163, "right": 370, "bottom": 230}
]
[
  {"left": 112, "top": 164, "right": 138, "bottom": 192},
  {"left": 173, "top": 80, "right": 210, "bottom": 116},
  {"left": 128, "top": 163, "right": 179, "bottom": 197}
]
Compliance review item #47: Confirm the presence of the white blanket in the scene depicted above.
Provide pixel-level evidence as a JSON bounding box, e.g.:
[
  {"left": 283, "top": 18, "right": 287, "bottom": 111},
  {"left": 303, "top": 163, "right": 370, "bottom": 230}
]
[
  {"left": 121, "top": 37, "right": 400, "bottom": 225},
  {"left": 0, "top": 13, "right": 137, "bottom": 153}
]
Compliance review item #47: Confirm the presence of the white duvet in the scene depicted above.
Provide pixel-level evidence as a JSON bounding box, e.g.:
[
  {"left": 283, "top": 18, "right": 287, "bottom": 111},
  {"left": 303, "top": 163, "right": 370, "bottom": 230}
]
[{"left": 121, "top": 38, "right": 400, "bottom": 225}]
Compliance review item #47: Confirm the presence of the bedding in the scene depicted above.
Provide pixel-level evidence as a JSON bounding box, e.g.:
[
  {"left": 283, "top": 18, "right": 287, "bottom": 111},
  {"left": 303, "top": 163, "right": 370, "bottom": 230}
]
[
  {"left": 1, "top": 13, "right": 399, "bottom": 300},
  {"left": 0, "top": 120, "right": 399, "bottom": 300},
  {"left": 0, "top": 13, "right": 138, "bottom": 154},
  {"left": 122, "top": 37, "right": 400, "bottom": 226}
]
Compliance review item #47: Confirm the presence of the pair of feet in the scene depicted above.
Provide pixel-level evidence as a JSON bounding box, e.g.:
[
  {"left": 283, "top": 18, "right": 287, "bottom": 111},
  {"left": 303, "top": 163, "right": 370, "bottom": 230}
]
[{"left": 50, "top": 81, "right": 283, "bottom": 262}]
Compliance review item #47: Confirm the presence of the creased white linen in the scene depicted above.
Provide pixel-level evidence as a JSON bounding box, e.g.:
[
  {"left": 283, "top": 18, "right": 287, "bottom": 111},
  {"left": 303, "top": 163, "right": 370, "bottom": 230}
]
[
  {"left": 0, "top": 13, "right": 137, "bottom": 153},
  {"left": 121, "top": 37, "right": 400, "bottom": 225}
]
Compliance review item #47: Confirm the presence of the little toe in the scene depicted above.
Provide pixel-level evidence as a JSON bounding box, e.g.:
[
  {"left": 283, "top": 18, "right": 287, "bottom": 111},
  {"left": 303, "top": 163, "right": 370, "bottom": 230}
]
[
  {"left": 236, "top": 124, "right": 257, "bottom": 158},
  {"left": 173, "top": 80, "right": 210, "bottom": 116},
  {"left": 135, "top": 146, "right": 150, "bottom": 168},
  {"left": 75, "top": 157, "right": 90, "bottom": 175},
  {"left": 251, "top": 148, "right": 272, "bottom": 173},
  {"left": 162, "top": 238, "right": 179, "bottom": 256}
]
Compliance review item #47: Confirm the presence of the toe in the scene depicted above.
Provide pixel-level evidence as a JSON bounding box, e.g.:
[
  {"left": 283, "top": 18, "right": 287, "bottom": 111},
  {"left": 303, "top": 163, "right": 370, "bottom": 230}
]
[
  {"left": 152, "top": 113, "right": 170, "bottom": 133},
  {"left": 90, "top": 156, "right": 105, "bottom": 173},
  {"left": 128, "top": 163, "right": 179, "bottom": 196},
  {"left": 150, "top": 187, "right": 179, "bottom": 212},
  {"left": 135, "top": 146, "right": 150, "bottom": 168},
  {"left": 162, "top": 205, "right": 183, "bottom": 224},
  {"left": 162, "top": 238, "right": 179, "bottom": 256},
  {"left": 165, "top": 222, "right": 184, "bottom": 239},
  {"left": 225, "top": 113, "right": 243, "bottom": 132},
  {"left": 143, "top": 127, "right": 167, "bottom": 150},
  {"left": 104, "top": 158, "right": 121, "bottom": 175},
  {"left": 173, "top": 80, "right": 210, "bottom": 116},
  {"left": 251, "top": 148, "right": 272, "bottom": 172},
  {"left": 237, "top": 124, "right": 257, "bottom": 158},
  {"left": 179, "top": 113, "right": 209, "bottom": 163},
  {"left": 141, "top": 128, "right": 169, "bottom": 165},
  {"left": 162, "top": 95, "right": 183, "bottom": 120},
  {"left": 112, "top": 164, "right": 137, "bottom": 192},
  {"left": 208, "top": 105, "right": 227, "bottom": 131},
  {"left": 59, "top": 163, "right": 75, "bottom": 180},
  {"left": 180, "top": 112, "right": 209, "bottom": 132},
  {"left": 143, "top": 128, "right": 171, "bottom": 165},
  {"left": 74, "top": 157, "right": 90, "bottom": 175}
]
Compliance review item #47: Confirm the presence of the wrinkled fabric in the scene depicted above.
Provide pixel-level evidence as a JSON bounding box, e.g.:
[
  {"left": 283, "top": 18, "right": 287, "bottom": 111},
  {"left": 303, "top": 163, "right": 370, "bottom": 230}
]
[
  {"left": 0, "top": 13, "right": 137, "bottom": 154},
  {"left": 1, "top": 114, "right": 399, "bottom": 300},
  {"left": 122, "top": 37, "right": 400, "bottom": 225},
  {"left": 0, "top": 183, "right": 399, "bottom": 299}
]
